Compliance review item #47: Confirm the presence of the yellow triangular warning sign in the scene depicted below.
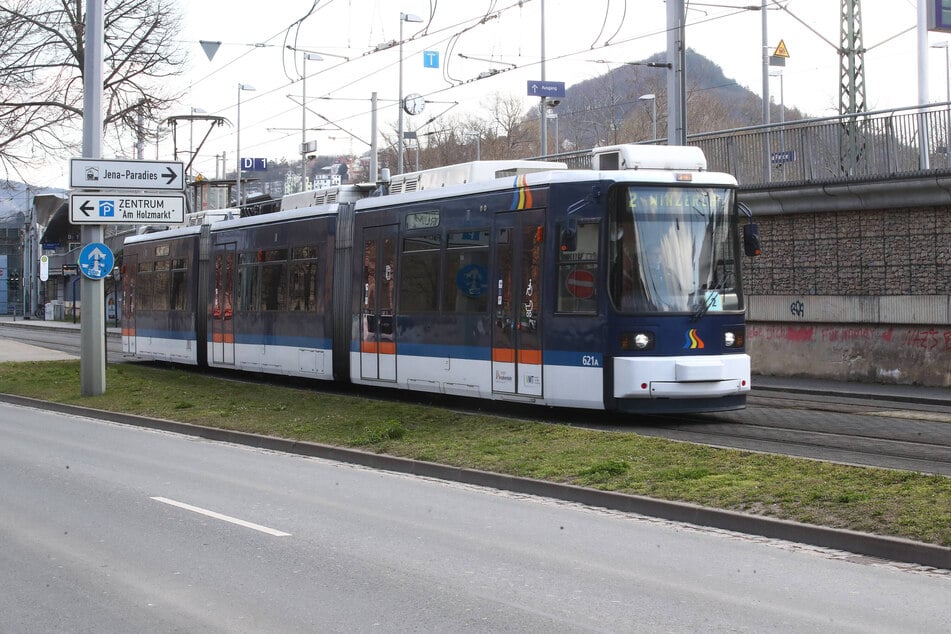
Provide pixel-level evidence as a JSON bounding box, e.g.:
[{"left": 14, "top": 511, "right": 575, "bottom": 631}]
[{"left": 773, "top": 39, "right": 790, "bottom": 58}]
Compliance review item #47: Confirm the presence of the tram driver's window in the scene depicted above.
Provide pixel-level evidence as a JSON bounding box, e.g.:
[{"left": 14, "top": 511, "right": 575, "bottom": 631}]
[{"left": 556, "top": 221, "right": 599, "bottom": 314}]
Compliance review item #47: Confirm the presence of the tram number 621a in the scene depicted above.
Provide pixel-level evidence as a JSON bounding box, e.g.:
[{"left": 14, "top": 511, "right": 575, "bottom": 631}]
[{"left": 582, "top": 354, "right": 601, "bottom": 367}]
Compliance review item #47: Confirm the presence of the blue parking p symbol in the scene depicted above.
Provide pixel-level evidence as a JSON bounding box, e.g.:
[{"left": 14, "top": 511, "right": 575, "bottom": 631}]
[{"left": 99, "top": 200, "right": 115, "bottom": 217}]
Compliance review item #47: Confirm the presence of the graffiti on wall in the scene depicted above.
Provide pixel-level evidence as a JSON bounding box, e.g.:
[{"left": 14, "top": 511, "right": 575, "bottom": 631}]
[
  {"left": 904, "top": 329, "right": 951, "bottom": 351},
  {"left": 748, "top": 325, "right": 951, "bottom": 352}
]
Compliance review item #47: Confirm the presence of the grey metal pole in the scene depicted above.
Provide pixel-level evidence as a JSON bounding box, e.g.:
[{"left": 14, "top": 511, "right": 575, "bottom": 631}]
[
  {"left": 762, "top": 0, "right": 769, "bottom": 126},
  {"left": 236, "top": 83, "right": 242, "bottom": 205},
  {"left": 370, "top": 91, "right": 379, "bottom": 182},
  {"left": 300, "top": 53, "right": 323, "bottom": 188},
  {"left": 398, "top": 16, "right": 406, "bottom": 173},
  {"left": 302, "top": 55, "right": 308, "bottom": 187},
  {"left": 918, "top": 0, "right": 930, "bottom": 170},
  {"left": 652, "top": 99, "right": 657, "bottom": 141},
  {"left": 540, "top": 0, "right": 547, "bottom": 155},
  {"left": 761, "top": 0, "right": 772, "bottom": 181},
  {"left": 397, "top": 13, "right": 423, "bottom": 174},
  {"left": 666, "top": 0, "right": 686, "bottom": 145},
  {"left": 81, "top": 0, "right": 106, "bottom": 396}
]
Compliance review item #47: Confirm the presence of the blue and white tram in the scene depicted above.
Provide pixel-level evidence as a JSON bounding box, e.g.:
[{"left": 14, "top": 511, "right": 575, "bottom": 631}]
[
  {"left": 121, "top": 224, "right": 206, "bottom": 365},
  {"left": 350, "top": 145, "right": 754, "bottom": 412},
  {"left": 121, "top": 144, "right": 758, "bottom": 413}
]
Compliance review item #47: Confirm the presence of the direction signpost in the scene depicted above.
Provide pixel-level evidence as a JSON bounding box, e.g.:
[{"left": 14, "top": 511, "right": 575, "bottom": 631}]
[
  {"left": 70, "top": 158, "right": 184, "bottom": 191},
  {"left": 72, "top": 19, "right": 186, "bottom": 396},
  {"left": 69, "top": 193, "right": 186, "bottom": 225}
]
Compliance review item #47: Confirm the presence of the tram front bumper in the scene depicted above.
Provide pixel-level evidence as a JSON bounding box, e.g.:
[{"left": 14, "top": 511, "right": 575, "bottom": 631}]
[{"left": 614, "top": 354, "right": 751, "bottom": 399}]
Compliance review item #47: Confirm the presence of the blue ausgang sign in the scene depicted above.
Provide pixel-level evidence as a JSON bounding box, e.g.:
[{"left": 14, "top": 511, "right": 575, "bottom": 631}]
[
  {"left": 78, "top": 242, "right": 115, "bottom": 280},
  {"left": 527, "top": 80, "right": 565, "bottom": 98}
]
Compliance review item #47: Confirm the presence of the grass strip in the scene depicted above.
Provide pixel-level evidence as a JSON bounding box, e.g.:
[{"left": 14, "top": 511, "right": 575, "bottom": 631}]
[{"left": 2, "top": 360, "right": 949, "bottom": 547}]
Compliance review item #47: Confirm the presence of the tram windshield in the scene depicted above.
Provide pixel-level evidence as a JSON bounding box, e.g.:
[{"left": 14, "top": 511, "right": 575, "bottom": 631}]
[{"left": 609, "top": 185, "right": 742, "bottom": 315}]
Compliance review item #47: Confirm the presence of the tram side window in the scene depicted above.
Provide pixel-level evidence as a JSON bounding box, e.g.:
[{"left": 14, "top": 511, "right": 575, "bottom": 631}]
[
  {"left": 556, "top": 221, "right": 600, "bottom": 314},
  {"left": 169, "top": 259, "right": 188, "bottom": 310},
  {"left": 137, "top": 262, "right": 153, "bottom": 311},
  {"left": 152, "top": 260, "right": 171, "bottom": 310},
  {"left": 289, "top": 246, "right": 319, "bottom": 311},
  {"left": 444, "top": 230, "right": 490, "bottom": 314},
  {"left": 399, "top": 234, "right": 441, "bottom": 312},
  {"left": 261, "top": 249, "right": 288, "bottom": 311},
  {"left": 237, "top": 249, "right": 288, "bottom": 312},
  {"left": 237, "top": 252, "right": 260, "bottom": 312}
]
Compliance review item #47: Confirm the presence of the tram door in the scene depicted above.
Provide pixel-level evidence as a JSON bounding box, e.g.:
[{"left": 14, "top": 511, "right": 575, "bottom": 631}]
[
  {"left": 122, "top": 253, "right": 137, "bottom": 355},
  {"left": 492, "top": 210, "right": 544, "bottom": 397},
  {"left": 211, "top": 243, "right": 236, "bottom": 365},
  {"left": 360, "top": 225, "right": 398, "bottom": 381}
]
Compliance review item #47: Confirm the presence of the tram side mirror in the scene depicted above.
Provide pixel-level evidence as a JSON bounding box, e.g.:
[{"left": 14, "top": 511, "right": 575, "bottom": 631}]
[
  {"left": 743, "top": 223, "right": 761, "bottom": 257},
  {"left": 560, "top": 220, "right": 578, "bottom": 253}
]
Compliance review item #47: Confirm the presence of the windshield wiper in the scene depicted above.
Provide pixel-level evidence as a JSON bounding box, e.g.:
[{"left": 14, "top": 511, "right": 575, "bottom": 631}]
[
  {"left": 690, "top": 269, "right": 733, "bottom": 322},
  {"left": 690, "top": 293, "right": 716, "bottom": 322}
]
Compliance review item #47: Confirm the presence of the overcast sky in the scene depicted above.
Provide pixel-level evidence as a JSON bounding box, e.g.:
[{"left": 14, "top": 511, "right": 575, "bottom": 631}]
[{"left": 20, "top": 0, "right": 940, "bottom": 189}]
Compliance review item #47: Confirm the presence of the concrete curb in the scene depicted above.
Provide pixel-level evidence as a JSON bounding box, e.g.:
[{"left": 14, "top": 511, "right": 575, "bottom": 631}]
[{"left": 3, "top": 392, "right": 949, "bottom": 571}]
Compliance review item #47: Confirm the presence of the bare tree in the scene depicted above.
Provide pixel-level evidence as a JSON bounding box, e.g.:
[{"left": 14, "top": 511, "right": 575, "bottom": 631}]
[
  {"left": 482, "top": 92, "right": 531, "bottom": 154},
  {"left": 0, "top": 0, "right": 186, "bottom": 182}
]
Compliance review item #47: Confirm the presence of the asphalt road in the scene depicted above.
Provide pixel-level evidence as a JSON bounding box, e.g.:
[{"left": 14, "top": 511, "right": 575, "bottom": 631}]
[{"left": 2, "top": 401, "right": 949, "bottom": 632}]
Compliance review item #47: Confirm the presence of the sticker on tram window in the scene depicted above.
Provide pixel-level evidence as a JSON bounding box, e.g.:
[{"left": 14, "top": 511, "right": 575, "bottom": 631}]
[
  {"left": 405, "top": 210, "right": 440, "bottom": 230},
  {"left": 456, "top": 264, "right": 488, "bottom": 297}
]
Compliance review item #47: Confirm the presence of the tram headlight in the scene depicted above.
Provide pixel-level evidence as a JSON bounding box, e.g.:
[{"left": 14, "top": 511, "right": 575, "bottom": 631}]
[
  {"left": 723, "top": 327, "right": 745, "bottom": 349},
  {"left": 621, "top": 331, "right": 655, "bottom": 351}
]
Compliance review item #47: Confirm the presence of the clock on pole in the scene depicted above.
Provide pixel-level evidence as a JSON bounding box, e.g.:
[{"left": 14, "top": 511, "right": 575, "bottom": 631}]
[{"left": 402, "top": 93, "right": 426, "bottom": 115}]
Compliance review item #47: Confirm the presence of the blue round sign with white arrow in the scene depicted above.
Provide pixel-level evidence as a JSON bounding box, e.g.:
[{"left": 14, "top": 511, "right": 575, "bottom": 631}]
[{"left": 78, "top": 242, "right": 115, "bottom": 280}]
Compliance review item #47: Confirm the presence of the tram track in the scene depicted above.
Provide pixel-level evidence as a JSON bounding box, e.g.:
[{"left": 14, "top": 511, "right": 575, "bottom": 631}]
[
  {"left": 3, "top": 322, "right": 950, "bottom": 476},
  {"left": 627, "top": 399, "right": 951, "bottom": 476}
]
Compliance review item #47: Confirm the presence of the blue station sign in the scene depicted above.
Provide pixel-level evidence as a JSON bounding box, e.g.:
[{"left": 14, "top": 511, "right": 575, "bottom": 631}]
[{"left": 527, "top": 80, "right": 566, "bottom": 99}]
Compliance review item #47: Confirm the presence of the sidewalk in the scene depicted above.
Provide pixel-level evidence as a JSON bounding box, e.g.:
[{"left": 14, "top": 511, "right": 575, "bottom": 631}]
[
  {"left": 0, "top": 314, "right": 121, "bottom": 335},
  {"left": 1, "top": 314, "right": 948, "bottom": 406}
]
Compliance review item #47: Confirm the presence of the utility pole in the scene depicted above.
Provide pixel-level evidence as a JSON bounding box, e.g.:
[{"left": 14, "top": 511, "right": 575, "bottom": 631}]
[
  {"left": 539, "top": 0, "right": 548, "bottom": 155},
  {"left": 81, "top": 0, "right": 106, "bottom": 396},
  {"left": 667, "top": 0, "right": 687, "bottom": 145},
  {"left": 839, "top": 0, "right": 868, "bottom": 174}
]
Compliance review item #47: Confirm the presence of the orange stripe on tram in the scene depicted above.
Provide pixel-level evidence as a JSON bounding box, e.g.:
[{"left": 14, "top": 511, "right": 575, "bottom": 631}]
[
  {"left": 492, "top": 348, "right": 516, "bottom": 363},
  {"left": 211, "top": 332, "right": 235, "bottom": 344},
  {"left": 361, "top": 341, "right": 397, "bottom": 354},
  {"left": 518, "top": 349, "right": 542, "bottom": 365}
]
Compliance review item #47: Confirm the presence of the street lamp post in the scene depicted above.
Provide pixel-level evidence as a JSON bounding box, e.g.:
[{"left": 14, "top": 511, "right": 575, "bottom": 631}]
[
  {"left": 769, "top": 69, "right": 786, "bottom": 177},
  {"left": 397, "top": 12, "right": 423, "bottom": 174},
  {"left": 236, "top": 83, "right": 255, "bottom": 207},
  {"left": 300, "top": 52, "right": 324, "bottom": 189},
  {"left": 931, "top": 41, "right": 950, "bottom": 102},
  {"left": 464, "top": 131, "right": 481, "bottom": 160},
  {"left": 638, "top": 94, "right": 656, "bottom": 141},
  {"left": 931, "top": 41, "right": 951, "bottom": 166}
]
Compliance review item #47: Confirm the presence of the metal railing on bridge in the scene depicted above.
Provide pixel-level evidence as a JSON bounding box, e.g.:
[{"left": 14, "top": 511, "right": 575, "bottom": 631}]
[{"left": 543, "top": 103, "right": 951, "bottom": 189}]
